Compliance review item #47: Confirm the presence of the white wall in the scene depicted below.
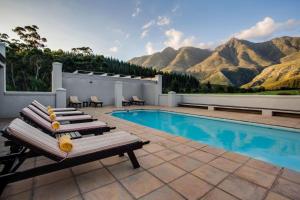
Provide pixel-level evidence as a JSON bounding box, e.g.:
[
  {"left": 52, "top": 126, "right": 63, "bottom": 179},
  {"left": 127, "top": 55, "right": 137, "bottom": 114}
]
[
  {"left": 158, "top": 94, "right": 168, "bottom": 106},
  {"left": 159, "top": 94, "right": 300, "bottom": 111},
  {"left": 63, "top": 73, "right": 158, "bottom": 105}
]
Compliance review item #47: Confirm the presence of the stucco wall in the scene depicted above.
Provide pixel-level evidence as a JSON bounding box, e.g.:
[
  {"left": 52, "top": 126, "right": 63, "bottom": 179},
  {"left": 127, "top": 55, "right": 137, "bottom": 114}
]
[
  {"left": 158, "top": 94, "right": 168, "bottom": 106},
  {"left": 159, "top": 94, "right": 300, "bottom": 111},
  {"left": 63, "top": 73, "right": 158, "bottom": 105},
  {"left": 0, "top": 92, "right": 55, "bottom": 117}
]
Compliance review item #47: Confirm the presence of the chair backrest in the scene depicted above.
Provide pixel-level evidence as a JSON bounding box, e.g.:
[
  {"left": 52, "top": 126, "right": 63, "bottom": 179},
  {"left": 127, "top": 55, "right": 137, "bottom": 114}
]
[
  {"left": 91, "top": 96, "right": 99, "bottom": 102},
  {"left": 6, "top": 118, "right": 66, "bottom": 161},
  {"left": 28, "top": 105, "right": 51, "bottom": 122},
  {"left": 21, "top": 107, "right": 53, "bottom": 132},
  {"left": 32, "top": 100, "right": 48, "bottom": 113},
  {"left": 70, "top": 96, "right": 80, "bottom": 103},
  {"left": 132, "top": 96, "right": 140, "bottom": 101}
]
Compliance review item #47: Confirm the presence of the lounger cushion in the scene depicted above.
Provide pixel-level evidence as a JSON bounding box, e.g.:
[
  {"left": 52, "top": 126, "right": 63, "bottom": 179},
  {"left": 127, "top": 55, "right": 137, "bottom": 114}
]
[
  {"left": 6, "top": 119, "right": 141, "bottom": 161},
  {"left": 32, "top": 100, "right": 79, "bottom": 114},
  {"left": 22, "top": 108, "right": 107, "bottom": 134},
  {"left": 28, "top": 105, "right": 91, "bottom": 122}
]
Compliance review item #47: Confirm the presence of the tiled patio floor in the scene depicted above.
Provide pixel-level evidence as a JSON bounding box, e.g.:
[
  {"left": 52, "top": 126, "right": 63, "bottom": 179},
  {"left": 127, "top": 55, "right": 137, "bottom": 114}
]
[{"left": 1, "top": 106, "right": 300, "bottom": 200}]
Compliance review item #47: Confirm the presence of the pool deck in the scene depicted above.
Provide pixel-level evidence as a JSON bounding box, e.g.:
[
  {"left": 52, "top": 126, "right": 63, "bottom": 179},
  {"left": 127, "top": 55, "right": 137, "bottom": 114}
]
[{"left": 1, "top": 105, "right": 300, "bottom": 200}]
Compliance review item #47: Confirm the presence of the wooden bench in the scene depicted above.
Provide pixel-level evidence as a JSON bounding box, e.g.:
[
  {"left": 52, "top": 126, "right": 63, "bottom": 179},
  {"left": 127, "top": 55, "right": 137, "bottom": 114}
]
[{"left": 178, "top": 103, "right": 300, "bottom": 118}]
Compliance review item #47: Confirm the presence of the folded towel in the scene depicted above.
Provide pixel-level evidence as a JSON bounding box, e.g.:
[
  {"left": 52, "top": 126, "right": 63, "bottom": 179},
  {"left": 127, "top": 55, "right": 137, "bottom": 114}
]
[
  {"left": 48, "top": 108, "right": 54, "bottom": 114},
  {"left": 58, "top": 135, "right": 73, "bottom": 152},
  {"left": 51, "top": 121, "right": 60, "bottom": 130},
  {"left": 49, "top": 113, "right": 56, "bottom": 121}
]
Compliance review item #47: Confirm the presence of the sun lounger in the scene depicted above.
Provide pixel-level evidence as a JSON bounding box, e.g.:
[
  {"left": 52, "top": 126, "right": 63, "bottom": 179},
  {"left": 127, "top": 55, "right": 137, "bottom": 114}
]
[
  {"left": 132, "top": 96, "right": 145, "bottom": 105},
  {"left": 0, "top": 118, "right": 148, "bottom": 194},
  {"left": 69, "top": 96, "right": 82, "bottom": 108},
  {"left": 90, "top": 96, "right": 103, "bottom": 107},
  {"left": 122, "top": 96, "right": 131, "bottom": 106},
  {"left": 20, "top": 107, "right": 112, "bottom": 136},
  {"left": 28, "top": 105, "right": 94, "bottom": 123},
  {"left": 32, "top": 100, "right": 84, "bottom": 116},
  {"left": 32, "top": 100, "right": 76, "bottom": 112}
]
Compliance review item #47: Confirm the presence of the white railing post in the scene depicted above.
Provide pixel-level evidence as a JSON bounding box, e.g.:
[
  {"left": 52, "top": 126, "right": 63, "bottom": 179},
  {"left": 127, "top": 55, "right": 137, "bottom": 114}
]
[
  {"left": 52, "top": 62, "right": 63, "bottom": 92},
  {"left": 168, "top": 91, "right": 177, "bottom": 107},
  {"left": 56, "top": 88, "right": 67, "bottom": 108},
  {"left": 115, "top": 81, "right": 123, "bottom": 107},
  {"left": 155, "top": 74, "right": 162, "bottom": 105}
]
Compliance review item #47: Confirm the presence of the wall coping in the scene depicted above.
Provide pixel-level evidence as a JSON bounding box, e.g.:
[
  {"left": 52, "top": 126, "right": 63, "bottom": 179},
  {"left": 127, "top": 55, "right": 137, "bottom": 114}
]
[{"left": 4, "top": 91, "right": 55, "bottom": 96}]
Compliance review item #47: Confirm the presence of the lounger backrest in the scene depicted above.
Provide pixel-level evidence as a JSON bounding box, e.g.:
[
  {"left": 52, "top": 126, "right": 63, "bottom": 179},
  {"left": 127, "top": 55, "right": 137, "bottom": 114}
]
[
  {"left": 28, "top": 105, "right": 51, "bottom": 122},
  {"left": 32, "top": 100, "right": 48, "bottom": 114},
  {"left": 91, "top": 96, "right": 99, "bottom": 102},
  {"left": 6, "top": 118, "right": 66, "bottom": 161},
  {"left": 70, "top": 96, "right": 80, "bottom": 103},
  {"left": 21, "top": 107, "right": 53, "bottom": 132},
  {"left": 132, "top": 96, "right": 139, "bottom": 101}
]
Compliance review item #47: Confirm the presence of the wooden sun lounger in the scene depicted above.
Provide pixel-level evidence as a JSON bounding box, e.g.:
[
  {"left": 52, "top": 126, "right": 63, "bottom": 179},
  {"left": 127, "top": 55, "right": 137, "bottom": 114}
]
[
  {"left": 90, "top": 96, "right": 103, "bottom": 107},
  {"left": 20, "top": 107, "right": 113, "bottom": 136},
  {"left": 32, "top": 100, "right": 84, "bottom": 116},
  {"left": 0, "top": 118, "right": 149, "bottom": 194},
  {"left": 69, "top": 96, "right": 82, "bottom": 108},
  {"left": 28, "top": 105, "right": 94, "bottom": 123},
  {"left": 32, "top": 100, "right": 76, "bottom": 112},
  {"left": 131, "top": 96, "right": 145, "bottom": 105}
]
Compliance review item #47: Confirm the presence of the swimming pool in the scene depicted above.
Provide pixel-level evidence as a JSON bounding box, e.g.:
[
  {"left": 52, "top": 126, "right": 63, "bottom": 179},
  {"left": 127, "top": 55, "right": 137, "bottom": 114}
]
[{"left": 112, "top": 109, "right": 300, "bottom": 171}]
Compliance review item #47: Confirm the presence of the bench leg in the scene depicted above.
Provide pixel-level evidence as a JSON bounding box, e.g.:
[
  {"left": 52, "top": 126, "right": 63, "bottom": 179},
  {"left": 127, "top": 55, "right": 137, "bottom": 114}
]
[{"left": 127, "top": 151, "right": 140, "bottom": 168}]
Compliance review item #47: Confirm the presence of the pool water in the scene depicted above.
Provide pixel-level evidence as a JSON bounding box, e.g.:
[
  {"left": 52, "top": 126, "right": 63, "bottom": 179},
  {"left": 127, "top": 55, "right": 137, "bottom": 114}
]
[{"left": 112, "top": 110, "right": 300, "bottom": 171}]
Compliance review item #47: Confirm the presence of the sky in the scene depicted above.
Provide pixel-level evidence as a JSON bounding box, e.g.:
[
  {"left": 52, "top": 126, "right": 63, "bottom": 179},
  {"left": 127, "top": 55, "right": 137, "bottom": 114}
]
[{"left": 1, "top": 0, "right": 300, "bottom": 60}]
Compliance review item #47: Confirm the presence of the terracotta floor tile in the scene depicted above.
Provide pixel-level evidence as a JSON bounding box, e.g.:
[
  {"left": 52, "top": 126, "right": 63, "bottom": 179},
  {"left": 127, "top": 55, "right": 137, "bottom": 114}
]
[
  {"left": 209, "top": 157, "right": 241, "bottom": 173},
  {"left": 154, "top": 149, "right": 181, "bottom": 161},
  {"left": 170, "top": 174, "right": 213, "bottom": 200},
  {"left": 140, "top": 185, "right": 184, "bottom": 200},
  {"left": 72, "top": 161, "right": 103, "bottom": 175},
  {"left": 171, "top": 144, "right": 196, "bottom": 154},
  {"left": 143, "top": 143, "right": 166, "bottom": 153},
  {"left": 100, "top": 155, "right": 128, "bottom": 166},
  {"left": 222, "top": 152, "right": 250, "bottom": 163},
  {"left": 246, "top": 159, "right": 281, "bottom": 175},
  {"left": 33, "top": 178, "right": 79, "bottom": 200},
  {"left": 4, "top": 191, "right": 32, "bottom": 200},
  {"left": 192, "top": 164, "right": 228, "bottom": 185},
  {"left": 69, "top": 196, "right": 83, "bottom": 200},
  {"left": 34, "top": 169, "right": 72, "bottom": 187},
  {"left": 76, "top": 168, "right": 115, "bottom": 193},
  {"left": 133, "top": 149, "right": 149, "bottom": 157},
  {"left": 138, "top": 154, "right": 165, "bottom": 169},
  {"left": 218, "top": 175, "right": 267, "bottom": 200},
  {"left": 201, "top": 188, "right": 238, "bottom": 200},
  {"left": 201, "top": 146, "right": 226, "bottom": 156},
  {"left": 83, "top": 182, "right": 133, "bottom": 200},
  {"left": 171, "top": 136, "right": 190, "bottom": 143},
  {"left": 281, "top": 168, "right": 300, "bottom": 184},
  {"left": 265, "top": 192, "right": 290, "bottom": 200},
  {"left": 170, "top": 156, "right": 204, "bottom": 172},
  {"left": 185, "top": 141, "right": 207, "bottom": 149},
  {"left": 1, "top": 178, "right": 33, "bottom": 197},
  {"left": 235, "top": 166, "right": 276, "bottom": 188},
  {"left": 188, "top": 150, "right": 217, "bottom": 163},
  {"left": 149, "top": 162, "right": 186, "bottom": 183},
  {"left": 120, "top": 171, "right": 163, "bottom": 198},
  {"left": 156, "top": 139, "right": 179, "bottom": 148},
  {"left": 272, "top": 178, "right": 300, "bottom": 200},
  {"left": 108, "top": 160, "right": 144, "bottom": 179}
]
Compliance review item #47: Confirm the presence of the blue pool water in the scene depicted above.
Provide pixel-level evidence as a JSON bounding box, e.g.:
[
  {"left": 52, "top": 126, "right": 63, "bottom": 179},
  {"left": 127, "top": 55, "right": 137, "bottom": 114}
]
[{"left": 112, "top": 110, "right": 300, "bottom": 171}]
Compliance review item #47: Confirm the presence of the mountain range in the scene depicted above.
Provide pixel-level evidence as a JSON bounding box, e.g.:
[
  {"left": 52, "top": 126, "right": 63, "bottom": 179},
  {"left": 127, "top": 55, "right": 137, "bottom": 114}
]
[{"left": 129, "top": 36, "right": 300, "bottom": 89}]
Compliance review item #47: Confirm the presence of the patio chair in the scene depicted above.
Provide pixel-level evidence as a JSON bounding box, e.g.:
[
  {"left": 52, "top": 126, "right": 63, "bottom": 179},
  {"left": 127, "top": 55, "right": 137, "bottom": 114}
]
[
  {"left": 132, "top": 96, "right": 145, "bottom": 105},
  {"left": 0, "top": 118, "right": 149, "bottom": 194},
  {"left": 122, "top": 96, "right": 131, "bottom": 106},
  {"left": 90, "top": 96, "right": 103, "bottom": 107},
  {"left": 32, "top": 100, "right": 84, "bottom": 116},
  {"left": 69, "top": 96, "right": 82, "bottom": 108},
  {"left": 28, "top": 105, "right": 94, "bottom": 124},
  {"left": 32, "top": 100, "right": 76, "bottom": 112},
  {"left": 20, "top": 107, "right": 113, "bottom": 136}
]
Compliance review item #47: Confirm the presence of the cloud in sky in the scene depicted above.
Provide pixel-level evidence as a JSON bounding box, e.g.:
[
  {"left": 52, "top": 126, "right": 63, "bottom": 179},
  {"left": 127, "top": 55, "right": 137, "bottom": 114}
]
[
  {"left": 234, "top": 17, "right": 300, "bottom": 40},
  {"left": 171, "top": 4, "right": 180, "bottom": 13},
  {"left": 142, "top": 20, "right": 155, "bottom": 30},
  {"left": 164, "top": 28, "right": 195, "bottom": 49},
  {"left": 146, "top": 42, "right": 155, "bottom": 54},
  {"left": 132, "top": 0, "right": 141, "bottom": 17},
  {"left": 109, "top": 46, "right": 118, "bottom": 53},
  {"left": 157, "top": 16, "right": 170, "bottom": 26}
]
